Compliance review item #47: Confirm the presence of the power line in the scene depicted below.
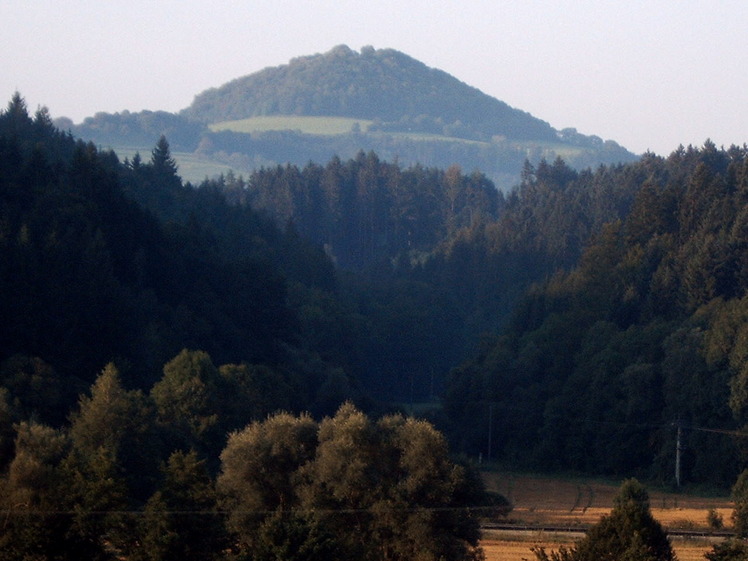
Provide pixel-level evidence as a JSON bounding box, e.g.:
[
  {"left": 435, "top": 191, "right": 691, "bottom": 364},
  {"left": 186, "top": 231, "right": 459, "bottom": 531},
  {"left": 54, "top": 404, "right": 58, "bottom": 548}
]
[
  {"left": 0, "top": 504, "right": 502, "bottom": 517},
  {"left": 449, "top": 399, "right": 748, "bottom": 438}
]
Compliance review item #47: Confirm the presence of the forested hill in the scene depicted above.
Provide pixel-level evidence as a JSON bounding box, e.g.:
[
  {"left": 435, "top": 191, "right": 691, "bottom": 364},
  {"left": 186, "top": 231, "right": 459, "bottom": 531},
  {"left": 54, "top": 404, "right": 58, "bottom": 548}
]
[
  {"left": 9, "top": 90, "right": 748, "bottom": 495},
  {"left": 0, "top": 96, "right": 498, "bottom": 559},
  {"left": 0, "top": 94, "right": 361, "bottom": 423},
  {"left": 444, "top": 142, "right": 748, "bottom": 486},
  {"left": 69, "top": 46, "right": 636, "bottom": 188},
  {"left": 183, "top": 44, "right": 556, "bottom": 142}
]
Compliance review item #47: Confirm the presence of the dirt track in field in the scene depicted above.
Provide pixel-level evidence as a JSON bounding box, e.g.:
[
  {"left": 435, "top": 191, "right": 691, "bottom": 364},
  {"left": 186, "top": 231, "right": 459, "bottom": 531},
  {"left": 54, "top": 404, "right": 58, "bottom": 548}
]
[{"left": 483, "top": 472, "right": 732, "bottom": 530}]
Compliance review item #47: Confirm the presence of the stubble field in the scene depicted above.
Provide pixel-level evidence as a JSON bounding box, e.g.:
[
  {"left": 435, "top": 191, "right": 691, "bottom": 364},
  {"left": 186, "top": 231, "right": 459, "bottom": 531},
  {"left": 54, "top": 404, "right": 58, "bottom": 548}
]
[{"left": 480, "top": 472, "right": 732, "bottom": 561}]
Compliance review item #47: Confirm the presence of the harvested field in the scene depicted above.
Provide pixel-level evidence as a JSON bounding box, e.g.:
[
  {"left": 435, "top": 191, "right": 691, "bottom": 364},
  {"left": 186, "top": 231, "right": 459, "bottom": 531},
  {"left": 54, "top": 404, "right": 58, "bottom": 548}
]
[
  {"left": 483, "top": 472, "right": 732, "bottom": 530},
  {"left": 479, "top": 472, "right": 733, "bottom": 560},
  {"left": 481, "top": 537, "right": 717, "bottom": 561}
]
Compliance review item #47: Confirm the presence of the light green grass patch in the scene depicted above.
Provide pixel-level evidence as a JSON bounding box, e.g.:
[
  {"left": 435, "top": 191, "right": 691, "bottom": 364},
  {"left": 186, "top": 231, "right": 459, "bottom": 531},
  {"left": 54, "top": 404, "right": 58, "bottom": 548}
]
[
  {"left": 105, "top": 146, "right": 242, "bottom": 184},
  {"left": 210, "top": 115, "right": 374, "bottom": 136},
  {"left": 207, "top": 117, "right": 591, "bottom": 160}
]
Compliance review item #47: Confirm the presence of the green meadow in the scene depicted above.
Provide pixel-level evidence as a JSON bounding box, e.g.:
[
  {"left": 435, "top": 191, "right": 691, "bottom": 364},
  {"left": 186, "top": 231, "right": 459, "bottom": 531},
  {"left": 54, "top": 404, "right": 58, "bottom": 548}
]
[
  {"left": 209, "top": 115, "right": 374, "bottom": 136},
  {"left": 209, "top": 116, "right": 587, "bottom": 157}
]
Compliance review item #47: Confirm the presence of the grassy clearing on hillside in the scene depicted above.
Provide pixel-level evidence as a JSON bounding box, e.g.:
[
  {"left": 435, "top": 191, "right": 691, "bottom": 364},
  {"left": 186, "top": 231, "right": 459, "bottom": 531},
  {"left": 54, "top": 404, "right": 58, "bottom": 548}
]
[
  {"left": 106, "top": 146, "right": 240, "bottom": 184},
  {"left": 384, "top": 131, "right": 489, "bottom": 145},
  {"left": 208, "top": 116, "right": 589, "bottom": 160},
  {"left": 210, "top": 115, "right": 374, "bottom": 136}
]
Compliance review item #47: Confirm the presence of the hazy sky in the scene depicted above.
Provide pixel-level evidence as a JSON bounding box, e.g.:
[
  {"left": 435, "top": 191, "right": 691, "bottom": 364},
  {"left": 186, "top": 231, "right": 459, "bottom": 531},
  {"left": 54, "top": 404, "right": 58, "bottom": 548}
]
[{"left": 3, "top": 0, "right": 747, "bottom": 156}]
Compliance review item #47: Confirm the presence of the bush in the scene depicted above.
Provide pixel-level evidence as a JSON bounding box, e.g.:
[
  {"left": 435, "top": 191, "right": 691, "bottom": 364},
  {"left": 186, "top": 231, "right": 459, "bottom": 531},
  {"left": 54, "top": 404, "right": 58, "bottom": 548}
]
[{"left": 707, "top": 508, "right": 724, "bottom": 530}]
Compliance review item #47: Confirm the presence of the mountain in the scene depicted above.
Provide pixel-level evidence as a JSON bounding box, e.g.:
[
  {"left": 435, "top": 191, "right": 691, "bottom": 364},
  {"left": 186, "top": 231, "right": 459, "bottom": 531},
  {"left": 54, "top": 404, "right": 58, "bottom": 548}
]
[
  {"left": 182, "top": 44, "right": 558, "bottom": 142},
  {"left": 70, "top": 45, "right": 638, "bottom": 188}
]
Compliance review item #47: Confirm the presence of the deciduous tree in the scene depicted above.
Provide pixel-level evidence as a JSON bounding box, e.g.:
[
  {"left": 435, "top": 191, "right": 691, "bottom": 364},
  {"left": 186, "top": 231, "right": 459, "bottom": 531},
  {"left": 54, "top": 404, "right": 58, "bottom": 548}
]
[
  {"left": 218, "top": 404, "right": 491, "bottom": 561},
  {"left": 0, "top": 422, "right": 105, "bottom": 560},
  {"left": 218, "top": 411, "right": 318, "bottom": 555}
]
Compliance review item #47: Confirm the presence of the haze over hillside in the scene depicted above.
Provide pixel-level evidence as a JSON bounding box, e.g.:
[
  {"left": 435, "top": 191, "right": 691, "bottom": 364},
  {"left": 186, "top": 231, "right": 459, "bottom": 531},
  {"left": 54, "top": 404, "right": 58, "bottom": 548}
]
[
  {"left": 183, "top": 44, "right": 558, "bottom": 142},
  {"left": 69, "top": 45, "right": 637, "bottom": 188}
]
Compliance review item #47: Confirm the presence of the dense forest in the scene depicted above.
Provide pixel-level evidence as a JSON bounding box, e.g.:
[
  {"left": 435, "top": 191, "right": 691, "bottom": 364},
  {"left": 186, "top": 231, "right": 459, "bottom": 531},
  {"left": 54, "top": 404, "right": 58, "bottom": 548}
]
[
  {"left": 233, "top": 130, "right": 748, "bottom": 488},
  {"left": 0, "top": 95, "right": 506, "bottom": 559},
  {"left": 443, "top": 143, "right": 748, "bottom": 485},
  {"left": 6, "top": 89, "right": 748, "bottom": 558}
]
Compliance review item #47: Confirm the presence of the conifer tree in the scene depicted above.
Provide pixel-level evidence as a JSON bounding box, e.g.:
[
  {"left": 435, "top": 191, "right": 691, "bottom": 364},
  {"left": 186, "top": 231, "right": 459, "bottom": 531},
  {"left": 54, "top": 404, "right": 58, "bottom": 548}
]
[
  {"left": 151, "top": 134, "right": 178, "bottom": 178},
  {"left": 532, "top": 479, "right": 675, "bottom": 561},
  {"left": 732, "top": 469, "right": 748, "bottom": 538},
  {"left": 135, "top": 450, "right": 225, "bottom": 561}
]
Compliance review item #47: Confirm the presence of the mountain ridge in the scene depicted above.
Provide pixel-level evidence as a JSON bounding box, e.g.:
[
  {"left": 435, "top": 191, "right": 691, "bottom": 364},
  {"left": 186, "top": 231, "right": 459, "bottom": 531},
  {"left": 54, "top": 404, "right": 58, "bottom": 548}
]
[{"left": 68, "top": 45, "right": 637, "bottom": 188}]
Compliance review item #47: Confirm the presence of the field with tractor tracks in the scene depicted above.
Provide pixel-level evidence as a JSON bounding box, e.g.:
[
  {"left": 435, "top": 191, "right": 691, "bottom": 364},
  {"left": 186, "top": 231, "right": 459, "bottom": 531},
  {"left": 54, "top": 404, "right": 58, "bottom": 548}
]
[{"left": 480, "top": 472, "right": 733, "bottom": 561}]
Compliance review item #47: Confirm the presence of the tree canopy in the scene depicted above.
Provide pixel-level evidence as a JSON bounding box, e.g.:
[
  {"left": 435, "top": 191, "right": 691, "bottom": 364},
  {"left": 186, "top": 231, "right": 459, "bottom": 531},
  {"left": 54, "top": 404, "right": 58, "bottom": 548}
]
[{"left": 218, "top": 403, "right": 491, "bottom": 561}]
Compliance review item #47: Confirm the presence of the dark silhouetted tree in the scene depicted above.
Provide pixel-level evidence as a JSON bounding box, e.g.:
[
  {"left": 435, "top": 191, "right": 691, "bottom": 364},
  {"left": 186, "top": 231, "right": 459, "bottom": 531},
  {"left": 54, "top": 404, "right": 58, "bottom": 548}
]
[{"left": 532, "top": 479, "right": 674, "bottom": 561}]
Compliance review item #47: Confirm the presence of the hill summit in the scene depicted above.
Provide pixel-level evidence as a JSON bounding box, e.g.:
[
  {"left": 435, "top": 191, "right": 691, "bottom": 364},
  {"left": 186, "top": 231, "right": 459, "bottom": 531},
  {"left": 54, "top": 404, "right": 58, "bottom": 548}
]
[
  {"left": 182, "top": 45, "right": 558, "bottom": 143},
  {"left": 71, "top": 45, "right": 636, "bottom": 188}
]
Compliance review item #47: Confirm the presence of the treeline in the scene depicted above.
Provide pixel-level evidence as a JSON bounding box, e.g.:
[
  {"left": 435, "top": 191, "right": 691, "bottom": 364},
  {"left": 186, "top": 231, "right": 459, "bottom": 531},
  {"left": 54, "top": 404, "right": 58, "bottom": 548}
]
[
  {"left": 62, "top": 108, "right": 203, "bottom": 152},
  {"left": 228, "top": 155, "right": 502, "bottom": 270},
  {"left": 70, "top": 110, "right": 634, "bottom": 191},
  {"left": 0, "top": 358, "right": 493, "bottom": 560},
  {"left": 197, "top": 126, "right": 570, "bottom": 192},
  {"left": 444, "top": 142, "right": 748, "bottom": 485},
  {"left": 0, "top": 94, "right": 358, "bottom": 420}
]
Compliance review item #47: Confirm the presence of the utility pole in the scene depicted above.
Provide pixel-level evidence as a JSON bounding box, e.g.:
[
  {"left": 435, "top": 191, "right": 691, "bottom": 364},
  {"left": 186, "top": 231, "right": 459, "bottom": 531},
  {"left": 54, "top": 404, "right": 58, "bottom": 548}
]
[
  {"left": 675, "top": 421, "right": 683, "bottom": 488},
  {"left": 487, "top": 403, "right": 493, "bottom": 461}
]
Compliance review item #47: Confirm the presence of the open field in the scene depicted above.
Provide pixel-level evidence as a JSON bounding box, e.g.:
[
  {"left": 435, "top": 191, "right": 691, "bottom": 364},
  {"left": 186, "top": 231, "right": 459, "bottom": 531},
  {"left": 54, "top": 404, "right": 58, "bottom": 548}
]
[
  {"left": 104, "top": 146, "right": 240, "bottom": 184},
  {"left": 207, "top": 116, "right": 587, "bottom": 155},
  {"left": 481, "top": 535, "right": 719, "bottom": 561},
  {"left": 484, "top": 472, "right": 732, "bottom": 529},
  {"left": 480, "top": 472, "right": 733, "bottom": 561},
  {"left": 209, "top": 115, "right": 374, "bottom": 135},
  {"left": 209, "top": 115, "right": 478, "bottom": 142}
]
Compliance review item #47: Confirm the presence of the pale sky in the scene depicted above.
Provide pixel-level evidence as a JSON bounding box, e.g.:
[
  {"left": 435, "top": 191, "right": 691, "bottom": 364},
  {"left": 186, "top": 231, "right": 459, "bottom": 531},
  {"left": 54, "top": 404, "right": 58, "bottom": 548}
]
[{"left": 3, "top": 0, "right": 747, "bottom": 156}]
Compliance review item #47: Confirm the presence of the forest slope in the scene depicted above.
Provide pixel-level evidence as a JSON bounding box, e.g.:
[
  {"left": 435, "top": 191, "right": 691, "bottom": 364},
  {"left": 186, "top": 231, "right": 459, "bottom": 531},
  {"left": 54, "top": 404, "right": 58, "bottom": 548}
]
[
  {"left": 444, "top": 143, "right": 748, "bottom": 488},
  {"left": 0, "top": 95, "right": 359, "bottom": 424},
  {"left": 10, "top": 92, "right": 748, "bottom": 494}
]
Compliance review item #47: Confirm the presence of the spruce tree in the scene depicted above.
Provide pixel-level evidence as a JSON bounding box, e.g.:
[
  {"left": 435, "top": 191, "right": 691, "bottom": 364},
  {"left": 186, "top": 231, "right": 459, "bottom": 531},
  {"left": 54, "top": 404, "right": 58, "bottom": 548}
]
[{"left": 532, "top": 479, "right": 675, "bottom": 561}]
